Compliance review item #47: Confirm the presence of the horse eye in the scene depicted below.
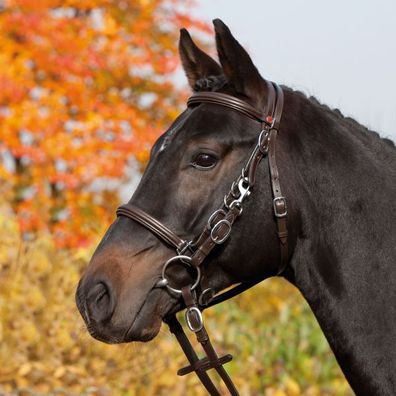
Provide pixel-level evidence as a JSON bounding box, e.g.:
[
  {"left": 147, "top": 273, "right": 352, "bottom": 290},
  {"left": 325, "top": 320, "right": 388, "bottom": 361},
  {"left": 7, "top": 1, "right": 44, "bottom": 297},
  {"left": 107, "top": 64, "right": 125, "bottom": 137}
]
[{"left": 191, "top": 153, "right": 218, "bottom": 169}]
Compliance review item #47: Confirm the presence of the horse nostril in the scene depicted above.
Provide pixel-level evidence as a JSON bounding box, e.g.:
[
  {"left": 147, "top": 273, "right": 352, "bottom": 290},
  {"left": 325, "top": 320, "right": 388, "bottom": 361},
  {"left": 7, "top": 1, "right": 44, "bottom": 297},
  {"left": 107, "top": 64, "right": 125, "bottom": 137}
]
[
  {"left": 95, "top": 284, "right": 108, "bottom": 306},
  {"left": 86, "top": 281, "right": 115, "bottom": 323}
]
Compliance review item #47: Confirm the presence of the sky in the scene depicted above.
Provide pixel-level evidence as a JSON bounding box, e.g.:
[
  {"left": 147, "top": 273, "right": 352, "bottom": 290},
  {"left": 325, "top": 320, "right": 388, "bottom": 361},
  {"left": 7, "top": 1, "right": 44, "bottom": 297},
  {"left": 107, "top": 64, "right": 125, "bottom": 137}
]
[{"left": 182, "top": 0, "right": 396, "bottom": 142}]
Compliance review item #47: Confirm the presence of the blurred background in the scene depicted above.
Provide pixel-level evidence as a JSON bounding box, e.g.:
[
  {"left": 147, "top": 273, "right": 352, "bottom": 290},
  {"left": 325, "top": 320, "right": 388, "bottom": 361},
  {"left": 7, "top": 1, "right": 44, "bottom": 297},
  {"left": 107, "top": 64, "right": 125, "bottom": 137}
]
[{"left": 0, "top": 0, "right": 394, "bottom": 395}]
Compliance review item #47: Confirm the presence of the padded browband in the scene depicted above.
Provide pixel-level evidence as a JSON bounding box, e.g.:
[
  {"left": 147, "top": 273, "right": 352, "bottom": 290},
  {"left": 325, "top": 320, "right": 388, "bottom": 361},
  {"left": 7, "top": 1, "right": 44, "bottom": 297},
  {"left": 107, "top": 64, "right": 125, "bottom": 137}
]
[{"left": 187, "top": 92, "right": 267, "bottom": 123}]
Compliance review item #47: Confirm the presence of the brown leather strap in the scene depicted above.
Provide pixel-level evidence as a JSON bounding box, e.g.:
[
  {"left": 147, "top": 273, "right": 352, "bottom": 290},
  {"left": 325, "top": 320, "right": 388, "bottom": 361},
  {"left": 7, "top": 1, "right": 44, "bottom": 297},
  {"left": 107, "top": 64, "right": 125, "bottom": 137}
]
[
  {"left": 188, "top": 82, "right": 288, "bottom": 277},
  {"left": 272, "top": 84, "right": 284, "bottom": 130},
  {"left": 116, "top": 204, "right": 187, "bottom": 251},
  {"left": 188, "top": 91, "right": 268, "bottom": 122},
  {"left": 165, "top": 315, "right": 221, "bottom": 396},
  {"left": 268, "top": 84, "right": 288, "bottom": 274},
  {"left": 268, "top": 130, "right": 288, "bottom": 274},
  {"left": 265, "top": 80, "right": 276, "bottom": 117},
  {"left": 190, "top": 206, "right": 240, "bottom": 268},
  {"left": 245, "top": 81, "right": 278, "bottom": 186}
]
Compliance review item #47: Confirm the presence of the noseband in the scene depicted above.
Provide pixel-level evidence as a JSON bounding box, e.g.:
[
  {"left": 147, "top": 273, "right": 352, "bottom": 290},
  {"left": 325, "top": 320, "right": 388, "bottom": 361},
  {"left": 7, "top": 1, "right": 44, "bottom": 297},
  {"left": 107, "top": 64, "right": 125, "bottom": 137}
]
[{"left": 116, "top": 81, "right": 287, "bottom": 395}]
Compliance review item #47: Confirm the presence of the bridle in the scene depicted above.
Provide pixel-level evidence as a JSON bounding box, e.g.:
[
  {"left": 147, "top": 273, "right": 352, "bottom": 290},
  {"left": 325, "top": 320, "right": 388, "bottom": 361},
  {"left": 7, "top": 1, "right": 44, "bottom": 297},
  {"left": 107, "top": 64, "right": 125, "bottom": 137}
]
[
  {"left": 117, "top": 82, "right": 287, "bottom": 395},
  {"left": 116, "top": 81, "right": 288, "bottom": 395}
]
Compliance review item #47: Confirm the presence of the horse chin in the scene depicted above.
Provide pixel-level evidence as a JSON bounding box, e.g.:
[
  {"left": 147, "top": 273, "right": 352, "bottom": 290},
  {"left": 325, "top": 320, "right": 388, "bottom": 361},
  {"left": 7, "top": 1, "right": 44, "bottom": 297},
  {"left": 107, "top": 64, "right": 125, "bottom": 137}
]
[
  {"left": 85, "top": 318, "right": 161, "bottom": 344},
  {"left": 124, "top": 316, "right": 162, "bottom": 343},
  {"left": 123, "top": 304, "right": 163, "bottom": 343}
]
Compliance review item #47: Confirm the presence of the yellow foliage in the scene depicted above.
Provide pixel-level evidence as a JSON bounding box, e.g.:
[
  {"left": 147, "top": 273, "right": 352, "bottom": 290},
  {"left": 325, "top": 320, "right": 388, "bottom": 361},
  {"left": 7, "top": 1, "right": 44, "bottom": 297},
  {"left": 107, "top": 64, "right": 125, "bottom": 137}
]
[
  {"left": 285, "top": 378, "right": 301, "bottom": 395},
  {"left": 0, "top": 208, "right": 352, "bottom": 395}
]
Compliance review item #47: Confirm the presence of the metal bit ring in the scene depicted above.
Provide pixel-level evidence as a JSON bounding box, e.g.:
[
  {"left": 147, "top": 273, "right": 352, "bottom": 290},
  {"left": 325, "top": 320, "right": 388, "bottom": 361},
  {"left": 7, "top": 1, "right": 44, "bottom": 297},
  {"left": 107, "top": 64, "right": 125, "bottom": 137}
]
[{"left": 158, "top": 255, "right": 201, "bottom": 295}]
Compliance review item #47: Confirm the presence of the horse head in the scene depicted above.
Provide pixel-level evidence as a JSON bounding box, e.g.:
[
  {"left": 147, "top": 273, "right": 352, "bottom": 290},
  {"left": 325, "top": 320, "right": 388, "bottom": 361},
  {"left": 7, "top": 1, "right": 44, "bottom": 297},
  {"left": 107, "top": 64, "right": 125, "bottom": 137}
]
[
  {"left": 76, "top": 17, "right": 396, "bottom": 396},
  {"left": 76, "top": 20, "right": 291, "bottom": 344}
]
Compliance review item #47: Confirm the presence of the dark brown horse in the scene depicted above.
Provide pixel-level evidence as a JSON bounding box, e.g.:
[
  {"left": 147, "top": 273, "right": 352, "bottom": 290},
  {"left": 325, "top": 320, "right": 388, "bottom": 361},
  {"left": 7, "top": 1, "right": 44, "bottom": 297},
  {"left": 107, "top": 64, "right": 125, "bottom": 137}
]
[{"left": 76, "top": 19, "right": 396, "bottom": 395}]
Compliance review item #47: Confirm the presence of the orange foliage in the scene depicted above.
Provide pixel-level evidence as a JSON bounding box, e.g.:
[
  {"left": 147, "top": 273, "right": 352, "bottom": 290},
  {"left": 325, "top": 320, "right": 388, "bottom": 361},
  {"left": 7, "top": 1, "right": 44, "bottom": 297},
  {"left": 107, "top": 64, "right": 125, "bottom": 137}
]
[{"left": 0, "top": 0, "right": 209, "bottom": 247}]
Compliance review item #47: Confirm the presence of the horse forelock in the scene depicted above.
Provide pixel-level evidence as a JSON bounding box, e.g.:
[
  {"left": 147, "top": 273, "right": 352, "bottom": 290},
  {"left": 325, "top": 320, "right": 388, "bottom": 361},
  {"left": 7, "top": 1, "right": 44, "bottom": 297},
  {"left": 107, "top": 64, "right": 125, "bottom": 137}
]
[{"left": 193, "top": 75, "right": 227, "bottom": 93}]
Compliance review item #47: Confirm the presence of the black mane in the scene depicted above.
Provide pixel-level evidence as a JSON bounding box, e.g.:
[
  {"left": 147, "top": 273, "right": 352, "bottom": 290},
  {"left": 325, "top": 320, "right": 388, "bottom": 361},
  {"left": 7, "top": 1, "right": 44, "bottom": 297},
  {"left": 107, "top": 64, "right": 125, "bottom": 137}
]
[
  {"left": 195, "top": 75, "right": 395, "bottom": 149},
  {"left": 306, "top": 93, "right": 395, "bottom": 148}
]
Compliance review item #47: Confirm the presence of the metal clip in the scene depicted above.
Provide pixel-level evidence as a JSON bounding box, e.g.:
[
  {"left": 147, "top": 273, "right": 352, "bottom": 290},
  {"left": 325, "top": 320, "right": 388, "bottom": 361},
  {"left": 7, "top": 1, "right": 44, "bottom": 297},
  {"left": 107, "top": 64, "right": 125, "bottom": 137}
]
[
  {"left": 237, "top": 178, "right": 251, "bottom": 202},
  {"left": 228, "top": 178, "right": 251, "bottom": 209}
]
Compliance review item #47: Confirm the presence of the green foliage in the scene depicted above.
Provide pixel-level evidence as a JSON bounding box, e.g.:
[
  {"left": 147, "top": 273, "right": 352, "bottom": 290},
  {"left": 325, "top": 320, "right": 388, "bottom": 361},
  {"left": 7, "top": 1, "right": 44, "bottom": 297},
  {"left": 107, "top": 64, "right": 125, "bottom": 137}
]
[
  {"left": 204, "top": 282, "right": 353, "bottom": 395},
  {"left": 0, "top": 209, "right": 352, "bottom": 395}
]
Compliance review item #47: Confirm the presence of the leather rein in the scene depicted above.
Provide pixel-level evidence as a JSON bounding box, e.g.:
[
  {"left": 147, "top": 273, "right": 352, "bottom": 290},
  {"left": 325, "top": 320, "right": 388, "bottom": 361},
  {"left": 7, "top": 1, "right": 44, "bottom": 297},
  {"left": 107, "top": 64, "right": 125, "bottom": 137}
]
[{"left": 116, "top": 81, "right": 288, "bottom": 395}]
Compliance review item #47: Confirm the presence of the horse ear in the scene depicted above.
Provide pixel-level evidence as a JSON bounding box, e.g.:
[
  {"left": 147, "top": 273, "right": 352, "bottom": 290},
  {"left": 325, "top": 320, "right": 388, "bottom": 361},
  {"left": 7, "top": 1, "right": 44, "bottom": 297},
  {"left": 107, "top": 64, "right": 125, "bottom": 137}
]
[
  {"left": 213, "top": 19, "right": 267, "bottom": 107},
  {"left": 179, "top": 28, "right": 222, "bottom": 90}
]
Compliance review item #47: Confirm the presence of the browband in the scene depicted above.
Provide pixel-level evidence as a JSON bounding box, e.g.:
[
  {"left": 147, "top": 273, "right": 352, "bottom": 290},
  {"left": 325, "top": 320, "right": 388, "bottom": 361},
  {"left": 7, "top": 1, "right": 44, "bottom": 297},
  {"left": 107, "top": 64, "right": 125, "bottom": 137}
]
[{"left": 188, "top": 91, "right": 270, "bottom": 123}]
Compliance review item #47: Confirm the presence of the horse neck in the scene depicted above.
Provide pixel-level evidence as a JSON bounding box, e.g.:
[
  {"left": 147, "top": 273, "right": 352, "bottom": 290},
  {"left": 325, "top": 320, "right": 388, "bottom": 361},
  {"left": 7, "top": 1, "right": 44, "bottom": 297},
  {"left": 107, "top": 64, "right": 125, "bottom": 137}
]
[{"left": 279, "top": 89, "right": 396, "bottom": 395}]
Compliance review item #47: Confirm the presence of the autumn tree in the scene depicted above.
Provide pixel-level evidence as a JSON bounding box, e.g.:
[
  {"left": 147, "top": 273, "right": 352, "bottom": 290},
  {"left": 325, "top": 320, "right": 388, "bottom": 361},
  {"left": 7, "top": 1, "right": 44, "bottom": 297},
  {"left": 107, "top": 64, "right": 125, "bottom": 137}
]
[{"left": 0, "top": 0, "right": 209, "bottom": 247}]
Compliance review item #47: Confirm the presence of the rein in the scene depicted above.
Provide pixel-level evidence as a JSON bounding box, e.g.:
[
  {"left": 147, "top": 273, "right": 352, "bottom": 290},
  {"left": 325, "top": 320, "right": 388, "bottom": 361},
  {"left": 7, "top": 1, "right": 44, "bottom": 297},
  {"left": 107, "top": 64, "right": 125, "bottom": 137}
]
[{"left": 116, "top": 81, "right": 287, "bottom": 395}]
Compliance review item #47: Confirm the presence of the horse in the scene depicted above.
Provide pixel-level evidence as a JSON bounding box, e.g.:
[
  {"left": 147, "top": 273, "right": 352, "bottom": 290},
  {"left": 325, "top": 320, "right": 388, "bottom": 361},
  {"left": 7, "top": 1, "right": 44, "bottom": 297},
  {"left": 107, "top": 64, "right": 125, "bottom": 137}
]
[{"left": 76, "top": 19, "right": 396, "bottom": 395}]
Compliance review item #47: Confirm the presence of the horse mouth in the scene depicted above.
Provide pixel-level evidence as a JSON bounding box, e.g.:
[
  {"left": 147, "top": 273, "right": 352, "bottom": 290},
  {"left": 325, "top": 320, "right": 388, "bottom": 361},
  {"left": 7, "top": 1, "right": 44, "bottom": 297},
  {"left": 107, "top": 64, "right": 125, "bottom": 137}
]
[
  {"left": 123, "top": 287, "right": 181, "bottom": 343},
  {"left": 122, "top": 290, "right": 161, "bottom": 342}
]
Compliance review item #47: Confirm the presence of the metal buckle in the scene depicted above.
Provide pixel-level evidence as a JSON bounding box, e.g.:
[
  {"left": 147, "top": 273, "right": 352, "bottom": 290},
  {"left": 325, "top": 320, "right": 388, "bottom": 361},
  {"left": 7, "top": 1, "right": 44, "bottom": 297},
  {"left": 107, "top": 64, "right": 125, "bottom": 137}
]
[
  {"left": 210, "top": 219, "right": 232, "bottom": 244},
  {"left": 273, "top": 197, "right": 287, "bottom": 218},
  {"left": 207, "top": 209, "right": 226, "bottom": 229},
  {"left": 156, "top": 255, "right": 201, "bottom": 295},
  {"left": 185, "top": 306, "right": 204, "bottom": 332}
]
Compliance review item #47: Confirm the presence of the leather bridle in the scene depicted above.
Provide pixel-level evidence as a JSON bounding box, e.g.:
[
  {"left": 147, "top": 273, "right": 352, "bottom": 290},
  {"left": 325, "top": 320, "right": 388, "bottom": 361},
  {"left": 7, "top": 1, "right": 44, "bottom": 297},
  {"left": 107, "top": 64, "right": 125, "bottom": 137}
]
[{"left": 116, "top": 81, "right": 288, "bottom": 395}]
